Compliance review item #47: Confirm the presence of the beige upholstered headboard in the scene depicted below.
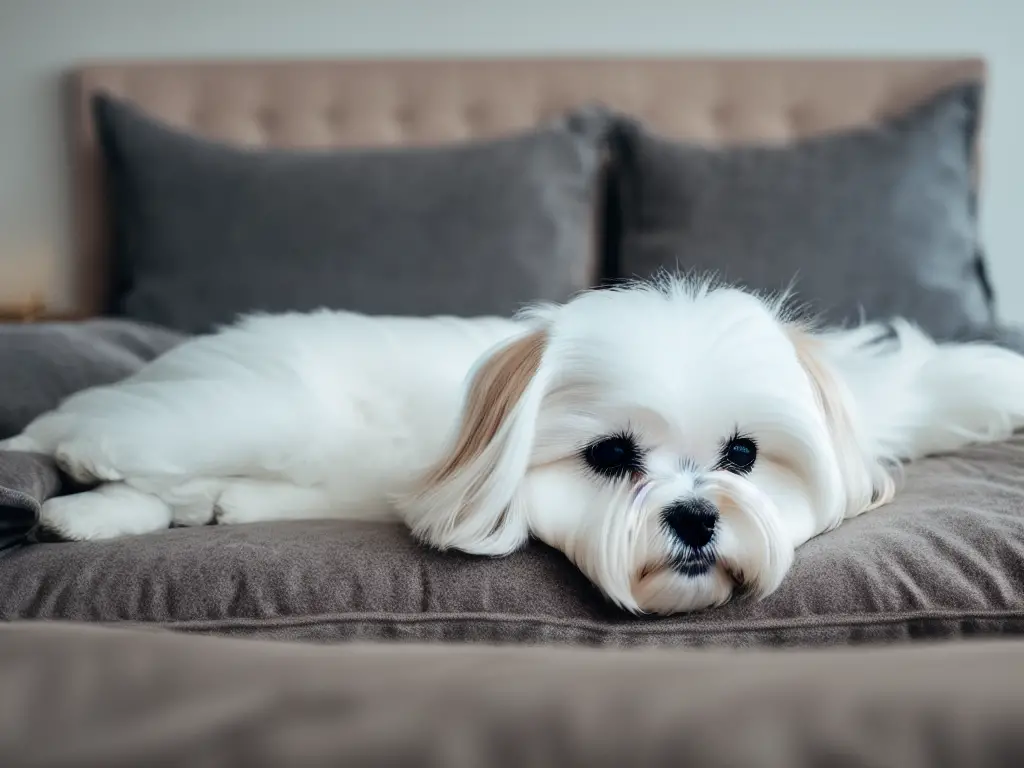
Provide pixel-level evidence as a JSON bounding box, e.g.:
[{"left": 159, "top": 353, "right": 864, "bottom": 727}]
[{"left": 47, "top": 57, "right": 985, "bottom": 320}]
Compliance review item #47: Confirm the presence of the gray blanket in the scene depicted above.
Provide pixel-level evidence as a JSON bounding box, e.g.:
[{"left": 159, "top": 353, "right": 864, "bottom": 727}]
[
  {"left": 1, "top": 316, "right": 1023, "bottom": 551},
  {"left": 0, "top": 319, "right": 184, "bottom": 549}
]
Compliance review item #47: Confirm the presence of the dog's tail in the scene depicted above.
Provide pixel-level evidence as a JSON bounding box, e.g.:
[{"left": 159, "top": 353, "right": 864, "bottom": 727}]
[{"left": 817, "top": 319, "right": 1024, "bottom": 463}]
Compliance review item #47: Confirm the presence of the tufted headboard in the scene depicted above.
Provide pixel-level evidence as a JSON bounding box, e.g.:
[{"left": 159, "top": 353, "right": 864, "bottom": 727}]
[{"left": 56, "top": 56, "right": 984, "bottom": 320}]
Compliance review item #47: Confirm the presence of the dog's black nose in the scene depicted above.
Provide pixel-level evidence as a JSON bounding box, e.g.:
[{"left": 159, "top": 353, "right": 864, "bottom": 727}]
[{"left": 663, "top": 498, "right": 718, "bottom": 549}]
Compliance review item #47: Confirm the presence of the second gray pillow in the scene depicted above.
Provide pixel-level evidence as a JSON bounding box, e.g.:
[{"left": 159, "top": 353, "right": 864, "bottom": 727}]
[{"left": 608, "top": 83, "right": 995, "bottom": 339}]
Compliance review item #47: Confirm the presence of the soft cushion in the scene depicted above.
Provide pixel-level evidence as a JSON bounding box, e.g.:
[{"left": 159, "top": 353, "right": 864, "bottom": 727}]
[
  {"left": 608, "top": 82, "right": 995, "bottom": 340},
  {"left": 94, "top": 94, "right": 607, "bottom": 334},
  {"left": 3, "top": 433, "right": 1023, "bottom": 646}
]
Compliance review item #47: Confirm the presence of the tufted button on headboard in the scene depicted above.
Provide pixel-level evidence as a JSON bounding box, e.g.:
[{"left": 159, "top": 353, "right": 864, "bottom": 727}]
[{"left": 59, "top": 57, "right": 984, "bottom": 319}]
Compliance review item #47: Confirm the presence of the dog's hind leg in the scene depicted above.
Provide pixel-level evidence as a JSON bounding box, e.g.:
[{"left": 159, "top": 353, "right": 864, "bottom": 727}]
[
  {"left": 212, "top": 480, "right": 344, "bottom": 526},
  {"left": 11, "top": 374, "right": 316, "bottom": 488},
  {"left": 210, "top": 479, "right": 401, "bottom": 526}
]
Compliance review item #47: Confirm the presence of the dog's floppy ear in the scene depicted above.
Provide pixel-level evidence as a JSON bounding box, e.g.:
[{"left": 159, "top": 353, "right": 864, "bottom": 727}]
[
  {"left": 786, "top": 325, "right": 896, "bottom": 519},
  {"left": 396, "top": 329, "right": 549, "bottom": 556}
]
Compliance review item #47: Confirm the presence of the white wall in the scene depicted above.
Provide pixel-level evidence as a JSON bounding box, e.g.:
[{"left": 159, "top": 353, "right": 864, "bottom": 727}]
[{"left": 2, "top": 0, "right": 1021, "bottom": 320}]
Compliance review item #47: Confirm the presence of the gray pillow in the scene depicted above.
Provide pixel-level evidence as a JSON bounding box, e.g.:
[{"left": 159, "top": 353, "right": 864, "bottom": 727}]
[
  {"left": 94, "top": 94, "right": 608, "bottom": 334},
  {"left": 608, "top": 83, "right": 995, "bottom": 340}
]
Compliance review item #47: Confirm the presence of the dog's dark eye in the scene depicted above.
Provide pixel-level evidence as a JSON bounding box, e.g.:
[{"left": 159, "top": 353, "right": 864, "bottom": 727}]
[
  {"left": 583, "top": 434, "right": 643, "bottom": 479},
  {"left": 722, "top": 437, "right": 757, "bottom": 473}
]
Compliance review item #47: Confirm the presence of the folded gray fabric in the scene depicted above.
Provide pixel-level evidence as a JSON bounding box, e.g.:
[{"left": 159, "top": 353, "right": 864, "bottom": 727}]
[{"left": 0, "top": 452, "right": 60, "bottom": 550}]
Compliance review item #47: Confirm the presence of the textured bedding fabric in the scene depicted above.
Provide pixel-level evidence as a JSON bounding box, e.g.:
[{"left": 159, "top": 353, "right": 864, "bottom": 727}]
[
  {"left": 3, "top": 432, "right": 1024, "bottom": 647},
  {"left": 94, "top": 93, "right": 608, "bottom": 334},
  {"left": 608, "top": 82, "right": 995, "bottom": 340},
  {"left": 1, "top": 621, "right": 1024, "bottom": 767}
]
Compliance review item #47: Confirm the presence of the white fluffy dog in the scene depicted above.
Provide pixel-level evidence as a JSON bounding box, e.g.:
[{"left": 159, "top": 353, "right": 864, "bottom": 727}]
[{"left": 5, "top": 276, "right": 1024, "bottom": 615}]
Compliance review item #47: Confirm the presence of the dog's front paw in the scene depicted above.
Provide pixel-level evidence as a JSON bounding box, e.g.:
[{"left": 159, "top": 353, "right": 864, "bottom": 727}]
[
  {"left": 213, "top": 480, "right": 309, "bottom": 526},
  {"left": 38, "top": 484, "right": 172, "bottom": 541}
]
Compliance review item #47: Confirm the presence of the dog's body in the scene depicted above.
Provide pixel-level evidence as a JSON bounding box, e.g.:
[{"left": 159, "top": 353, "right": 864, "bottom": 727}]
[
  {"left": 6, "top": 277, "right": 1024, "bottom": 614},
  {"left": 4, "top": 310, "right": 522, "bottom": 533}
]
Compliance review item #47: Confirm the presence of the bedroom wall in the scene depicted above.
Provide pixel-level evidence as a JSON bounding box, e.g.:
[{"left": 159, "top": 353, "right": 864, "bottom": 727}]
[{"left": 1, "top": 0, "right": 1022, "bottom": 321}]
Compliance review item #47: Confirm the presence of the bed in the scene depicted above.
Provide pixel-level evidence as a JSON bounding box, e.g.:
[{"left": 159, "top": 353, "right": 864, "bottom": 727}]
[{"left": 2, "top": 56, "right": 1023, "bottom": 766}]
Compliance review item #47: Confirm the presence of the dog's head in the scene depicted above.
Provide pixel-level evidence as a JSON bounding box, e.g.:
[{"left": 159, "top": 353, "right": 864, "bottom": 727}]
[{"left": 397, "top": 277, "right": 891, "bottom": 614}]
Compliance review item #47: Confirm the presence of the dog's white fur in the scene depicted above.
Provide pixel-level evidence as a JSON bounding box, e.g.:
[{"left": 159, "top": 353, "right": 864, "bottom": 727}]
[{"left": 5, "top": 276, "right": 1024, "bottom": 614}]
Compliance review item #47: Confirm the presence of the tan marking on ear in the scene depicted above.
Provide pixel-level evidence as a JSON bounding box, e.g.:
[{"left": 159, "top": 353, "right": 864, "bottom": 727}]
[
  {"left": 787, "top": 326, "right": 895, "bottom": 510},
  {"left": 787, "top": 327, "right": 846, "bottom": 432},
  {"left": 428, "top": 330, "right": 546, "bottom": 485}
]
